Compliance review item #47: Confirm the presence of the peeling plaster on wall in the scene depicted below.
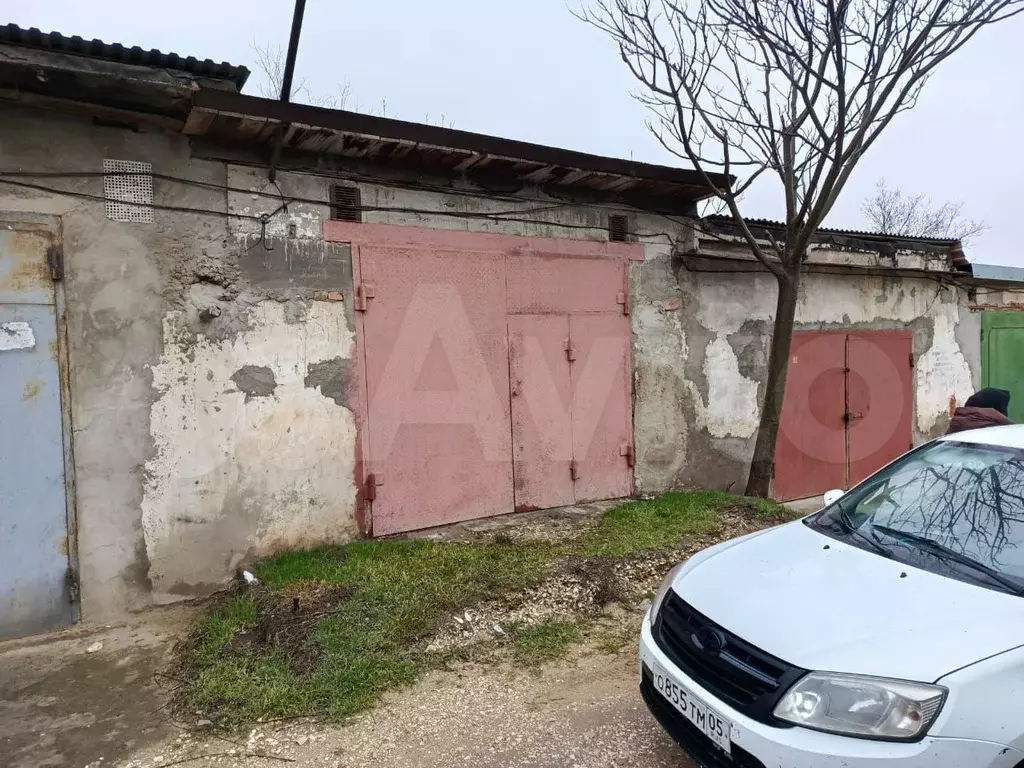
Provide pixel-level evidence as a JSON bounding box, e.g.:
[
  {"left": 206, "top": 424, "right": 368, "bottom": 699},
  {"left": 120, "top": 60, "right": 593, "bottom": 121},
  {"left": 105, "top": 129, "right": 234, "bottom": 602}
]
[
  {"left": 631, "top": 301, "right": 690, "bottom": 494},
  {"left": 141, "top": 301, "right": 358, "bottom": 599},
  {"left": 915, "top": 309, "right": 975, "bottom": 434},
  {"left": 697, "top": 337, "right": 760, "bottom": 439}
]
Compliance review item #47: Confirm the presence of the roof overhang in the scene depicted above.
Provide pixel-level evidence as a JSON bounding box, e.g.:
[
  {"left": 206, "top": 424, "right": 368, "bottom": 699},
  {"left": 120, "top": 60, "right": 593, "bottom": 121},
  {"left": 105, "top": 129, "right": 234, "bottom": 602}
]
[{"left": 184, "top": 89, "right": 730, "bottom": 212}]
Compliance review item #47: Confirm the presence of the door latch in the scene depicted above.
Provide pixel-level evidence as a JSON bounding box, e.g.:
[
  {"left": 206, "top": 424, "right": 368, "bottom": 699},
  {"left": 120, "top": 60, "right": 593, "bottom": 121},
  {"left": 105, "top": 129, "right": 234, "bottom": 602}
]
[
  {"left": 354, "top": 283, "right": 376, "bottom": 312},
  {"left": 619, "top": 443, "right": 635, "bottom": 467},
  {"left": 366, "top": 472, "right": 384, "bottom": 501}
]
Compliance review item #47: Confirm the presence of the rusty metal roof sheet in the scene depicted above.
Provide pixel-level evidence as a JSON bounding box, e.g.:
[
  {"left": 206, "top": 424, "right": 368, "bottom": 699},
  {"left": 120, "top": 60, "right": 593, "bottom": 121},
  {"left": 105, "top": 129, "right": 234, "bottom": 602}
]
[
  {"left": 702, "top": 214, "right": 959, "bottom": 246},
  {"left": 0, "top": 23, "right": 250, "bottom": 89},
  {"left": 700, "top": 214, "right": 967, "bottom": 262}
]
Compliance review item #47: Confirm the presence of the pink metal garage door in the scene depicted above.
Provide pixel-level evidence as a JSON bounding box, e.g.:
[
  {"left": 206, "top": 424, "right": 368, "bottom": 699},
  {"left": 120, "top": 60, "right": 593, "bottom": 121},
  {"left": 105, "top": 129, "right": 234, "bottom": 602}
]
[
  {"left": 508, "top": 314, "right": 575, "bottom": 512},
  {"left": 357, "top": 245, "right": 514, "bottom": 535},
  {"left": 331, "top": 222, "right": 641, "bottom": 535},
  {"left": 569, "top": 313, "right": 633, "bottom": 503}
]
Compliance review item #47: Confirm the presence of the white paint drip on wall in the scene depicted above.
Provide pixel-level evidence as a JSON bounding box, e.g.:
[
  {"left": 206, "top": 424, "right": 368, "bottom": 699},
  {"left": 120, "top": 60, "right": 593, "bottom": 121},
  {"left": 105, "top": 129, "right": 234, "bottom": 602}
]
[
  {"left": 142, "top": 301, "right": 358, "bottom": 597},
  {"left": 0, "top": 321, "right": 34, "bottom": 350}
]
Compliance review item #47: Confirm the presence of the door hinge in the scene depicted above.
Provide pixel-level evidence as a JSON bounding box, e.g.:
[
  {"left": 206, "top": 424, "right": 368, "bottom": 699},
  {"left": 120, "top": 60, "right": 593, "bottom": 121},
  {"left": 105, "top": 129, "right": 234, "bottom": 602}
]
[
  {"left": 65, "top": 568, "right": 79, "bottom": 604},
  {"left": 909, "top": 352, "right": 914, "bottom": 369},
  {"left": 619, "top": 443, "right": 635, "bottom": 467},
  {"left": 616, "top": 291, "right": 630, "bottom": 315},
  {"left": 47, "top": 243, "right": 64, "bottom": 281},
  {"left": 354, "top": 283, "right": 376, "bottom": 312},
  {"left": 570, "top": 459, "right": 580, "bottom": 481},
  {"left": 564, "top": 339, "right": 577, "bottom": 362},
  {"left": 366, "top": 472, "right": 384, "bottom": 501}
]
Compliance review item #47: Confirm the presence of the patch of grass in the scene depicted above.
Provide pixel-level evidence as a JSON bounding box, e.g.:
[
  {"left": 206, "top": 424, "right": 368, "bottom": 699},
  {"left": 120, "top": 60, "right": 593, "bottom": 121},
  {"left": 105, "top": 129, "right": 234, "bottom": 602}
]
[
  {"left": 177, "top": 490, "right": 781, "bottom": 724},
  {"left": 574, "top": 491, "right": 728, "bottom": 556},
  {"left": 512, "top": 619, "right": 582, "bottom": 666},
  {"left": 592, "top": 622, "right": 638, "bottom": 656}
]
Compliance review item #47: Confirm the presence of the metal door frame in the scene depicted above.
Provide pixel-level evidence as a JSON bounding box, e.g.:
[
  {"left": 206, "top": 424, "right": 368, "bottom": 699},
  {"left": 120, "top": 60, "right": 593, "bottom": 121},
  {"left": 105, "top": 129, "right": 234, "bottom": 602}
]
[{"left": 0, "top": 212, "right": 79, "bottom": 623}]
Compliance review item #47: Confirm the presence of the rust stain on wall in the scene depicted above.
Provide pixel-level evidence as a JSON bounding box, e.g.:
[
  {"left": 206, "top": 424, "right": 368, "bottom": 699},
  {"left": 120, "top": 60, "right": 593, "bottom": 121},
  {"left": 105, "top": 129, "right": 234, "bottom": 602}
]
[{"left": 23, "top": 380, "right": 41, "bottom": 401}]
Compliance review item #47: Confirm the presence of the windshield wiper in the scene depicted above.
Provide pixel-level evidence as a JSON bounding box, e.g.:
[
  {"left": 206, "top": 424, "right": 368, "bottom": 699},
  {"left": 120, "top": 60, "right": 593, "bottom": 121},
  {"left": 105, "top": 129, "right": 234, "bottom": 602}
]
[
  {"left": 833, "top": 502, "right": 893, "bottom": 559},
  {"left": 872, "top": 524, "right": 1024, "bottom": 596}
]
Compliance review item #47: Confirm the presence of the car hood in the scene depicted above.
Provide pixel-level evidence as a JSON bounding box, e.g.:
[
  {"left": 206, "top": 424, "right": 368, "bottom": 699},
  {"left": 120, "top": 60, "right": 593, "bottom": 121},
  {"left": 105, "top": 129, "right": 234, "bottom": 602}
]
[{"left": 673, "top": 520, "right": 1024, "bottom": 682}]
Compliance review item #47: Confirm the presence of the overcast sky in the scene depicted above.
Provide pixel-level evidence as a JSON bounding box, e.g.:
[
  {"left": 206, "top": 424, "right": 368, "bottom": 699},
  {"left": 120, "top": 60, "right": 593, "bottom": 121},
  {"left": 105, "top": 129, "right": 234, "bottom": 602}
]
[{"left": 16, "top": 1, "right": 1024, "bottom": 266}]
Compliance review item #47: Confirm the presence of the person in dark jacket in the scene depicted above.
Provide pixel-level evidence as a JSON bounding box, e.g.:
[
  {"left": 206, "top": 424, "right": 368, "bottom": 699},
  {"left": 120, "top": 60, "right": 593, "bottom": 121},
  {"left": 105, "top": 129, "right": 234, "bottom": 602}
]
[{"left": 947, "top": 388, "right": 1013, "bottom": 434}]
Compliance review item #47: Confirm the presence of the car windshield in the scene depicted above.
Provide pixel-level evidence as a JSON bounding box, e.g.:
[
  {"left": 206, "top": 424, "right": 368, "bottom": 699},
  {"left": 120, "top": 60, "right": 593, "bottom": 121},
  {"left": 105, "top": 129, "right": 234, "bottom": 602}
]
[{"left": 813, "top": 439, "right": 1024, "bottom": 588}]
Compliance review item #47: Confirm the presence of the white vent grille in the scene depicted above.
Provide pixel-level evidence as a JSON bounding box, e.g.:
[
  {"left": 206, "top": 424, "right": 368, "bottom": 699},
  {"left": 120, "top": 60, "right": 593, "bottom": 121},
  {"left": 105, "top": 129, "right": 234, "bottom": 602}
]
[{"left": 104, "top": 159, "right": 154, "bottom": 223}]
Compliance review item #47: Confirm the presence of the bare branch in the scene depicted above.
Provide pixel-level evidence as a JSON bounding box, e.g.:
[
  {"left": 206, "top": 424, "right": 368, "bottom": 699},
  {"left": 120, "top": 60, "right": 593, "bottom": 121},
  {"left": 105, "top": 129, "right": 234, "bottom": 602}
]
[
  {"left": 576, "top": 0, "right": 1019, "bottom": 496},
  {"left": 862, "top": 178, "right": 988, "bottom": 242}
]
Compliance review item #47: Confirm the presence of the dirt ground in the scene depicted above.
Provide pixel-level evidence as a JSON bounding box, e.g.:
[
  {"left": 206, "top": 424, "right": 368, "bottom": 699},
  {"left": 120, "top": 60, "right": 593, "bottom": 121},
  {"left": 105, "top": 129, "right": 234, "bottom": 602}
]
[
  {"left": 0, "top": 500, "right": 807, "bottom": 768},
  {"left": 1, "top": 612, "right": 693, "bottom": 768}
]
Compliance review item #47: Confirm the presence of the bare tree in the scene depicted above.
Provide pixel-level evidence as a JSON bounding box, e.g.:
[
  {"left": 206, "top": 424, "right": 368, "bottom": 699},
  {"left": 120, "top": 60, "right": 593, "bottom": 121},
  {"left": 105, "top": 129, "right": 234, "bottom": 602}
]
[
  {"left": 578, "top": 0, "right": 1023, "bottom": 496},
  {"left": 251, "top": 40, "right": 352, "bottom": 109},
  {"left": 862, "top": 178, "right": 986, "bottom": 242}
]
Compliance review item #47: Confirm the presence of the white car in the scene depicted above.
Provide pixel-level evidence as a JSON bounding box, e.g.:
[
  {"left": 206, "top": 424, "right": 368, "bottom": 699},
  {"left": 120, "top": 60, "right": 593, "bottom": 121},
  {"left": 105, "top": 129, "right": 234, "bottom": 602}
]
[{"left": 640, "top": 425, "right": 1024, "bottom": 768}]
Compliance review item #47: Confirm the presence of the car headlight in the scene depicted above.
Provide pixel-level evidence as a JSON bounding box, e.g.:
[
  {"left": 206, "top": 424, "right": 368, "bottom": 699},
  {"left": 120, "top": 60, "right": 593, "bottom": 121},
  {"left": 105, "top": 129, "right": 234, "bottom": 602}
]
[
  {"left": 649, "top": 562, "right": 684, "bottom": 624},
  {"left": 773, "top": 672, "right": 946, "bottom": 741}
]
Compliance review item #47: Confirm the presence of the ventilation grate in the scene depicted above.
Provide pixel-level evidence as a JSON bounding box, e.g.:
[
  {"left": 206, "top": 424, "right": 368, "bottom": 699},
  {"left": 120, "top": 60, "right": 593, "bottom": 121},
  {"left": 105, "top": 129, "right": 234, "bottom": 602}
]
[
  {"left": 103, "top": 159, "right": 154, "bottom": 223},
  {"left": 609, "top": 214, "right": 630, "bottom": 242},
  {"left": 330, "top": 185, "right": 362, "bottom": 222}
]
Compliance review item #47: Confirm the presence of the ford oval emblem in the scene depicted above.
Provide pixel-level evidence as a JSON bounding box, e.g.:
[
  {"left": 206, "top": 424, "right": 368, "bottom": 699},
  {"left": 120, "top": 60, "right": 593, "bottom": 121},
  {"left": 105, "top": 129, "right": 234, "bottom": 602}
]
[{"left": 691, "top": 627, "right": 726, "bottom": 652}]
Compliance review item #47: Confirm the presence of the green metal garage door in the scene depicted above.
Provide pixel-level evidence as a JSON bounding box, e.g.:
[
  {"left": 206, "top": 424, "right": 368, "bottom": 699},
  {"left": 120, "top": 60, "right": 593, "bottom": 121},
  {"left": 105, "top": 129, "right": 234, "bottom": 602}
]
[{"left": 982, "top": 312, "right": 1024, "bottom": 424}]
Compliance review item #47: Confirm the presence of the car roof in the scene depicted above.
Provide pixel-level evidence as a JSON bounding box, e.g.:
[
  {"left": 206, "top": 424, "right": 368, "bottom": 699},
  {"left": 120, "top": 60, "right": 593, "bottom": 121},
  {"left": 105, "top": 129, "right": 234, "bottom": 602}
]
[{"left": 938, "top": 424, "right": 1024, "bottom": 448}]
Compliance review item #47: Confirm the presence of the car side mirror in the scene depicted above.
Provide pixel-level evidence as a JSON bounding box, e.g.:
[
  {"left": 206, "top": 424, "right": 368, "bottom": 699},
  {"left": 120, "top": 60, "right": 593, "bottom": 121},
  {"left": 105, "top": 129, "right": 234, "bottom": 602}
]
[{"left": 823, "top": 489, "right": 845, "bottom": 506}]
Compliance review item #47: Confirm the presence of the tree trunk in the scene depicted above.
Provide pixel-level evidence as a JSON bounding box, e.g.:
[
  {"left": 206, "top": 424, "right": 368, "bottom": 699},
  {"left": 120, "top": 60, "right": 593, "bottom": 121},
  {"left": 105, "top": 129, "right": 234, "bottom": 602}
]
[{"left": 744, "top": 268, "right": 802, "bottom": 498}]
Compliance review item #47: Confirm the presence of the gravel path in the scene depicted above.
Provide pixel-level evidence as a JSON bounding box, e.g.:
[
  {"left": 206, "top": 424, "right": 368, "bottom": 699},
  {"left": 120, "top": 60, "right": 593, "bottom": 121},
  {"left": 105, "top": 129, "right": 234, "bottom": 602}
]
[{"left": 116, "top": 641, "right": 694, "bottom": 768}]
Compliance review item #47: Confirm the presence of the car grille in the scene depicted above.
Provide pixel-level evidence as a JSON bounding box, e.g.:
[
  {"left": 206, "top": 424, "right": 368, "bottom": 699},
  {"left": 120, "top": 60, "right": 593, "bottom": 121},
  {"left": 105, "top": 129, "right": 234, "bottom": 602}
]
[
  {"left": 641, "top": 666, "right": 767, "bottom": 768},
  {"left": 653, "top": 591, "right": 807, "bottom": 724}
]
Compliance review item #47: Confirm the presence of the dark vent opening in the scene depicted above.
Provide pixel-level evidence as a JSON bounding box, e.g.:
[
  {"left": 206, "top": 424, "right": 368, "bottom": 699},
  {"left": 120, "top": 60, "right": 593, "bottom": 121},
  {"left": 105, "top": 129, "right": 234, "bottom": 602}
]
[
  {"left": 609, "top": 214, "right": 630, "bottom": 242},
  {"left": 330, "top": 185, "right": 362, "bottom": 222}
]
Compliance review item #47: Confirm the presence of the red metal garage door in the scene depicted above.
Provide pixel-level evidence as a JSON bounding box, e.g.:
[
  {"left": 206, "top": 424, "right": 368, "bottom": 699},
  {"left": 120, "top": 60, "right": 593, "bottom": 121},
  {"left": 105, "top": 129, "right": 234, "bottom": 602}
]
[
  {"left": 357, "top": 245, "right": 514, "bottom": 535},
  {"left": 774, "top": 330, "right": 912, "bottom": 501},
  {"left": 847, "top": 332, "right": 913, "bottom": 487},
  {"left": 774, "top": 332, "right": 848, "bottom": 501}
]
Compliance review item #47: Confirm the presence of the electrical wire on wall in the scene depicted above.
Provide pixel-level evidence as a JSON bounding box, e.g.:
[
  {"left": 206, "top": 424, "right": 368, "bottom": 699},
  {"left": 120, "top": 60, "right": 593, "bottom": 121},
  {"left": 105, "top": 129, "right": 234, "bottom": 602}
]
[{"left": 0, "top": 169, "right": 993, "bottom": 301}]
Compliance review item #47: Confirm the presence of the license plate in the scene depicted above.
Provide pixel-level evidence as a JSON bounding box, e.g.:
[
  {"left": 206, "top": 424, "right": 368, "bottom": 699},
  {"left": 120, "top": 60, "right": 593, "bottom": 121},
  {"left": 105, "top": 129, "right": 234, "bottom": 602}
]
[{"left": 651, "top": 662, "right": 732, "bottom": 754}]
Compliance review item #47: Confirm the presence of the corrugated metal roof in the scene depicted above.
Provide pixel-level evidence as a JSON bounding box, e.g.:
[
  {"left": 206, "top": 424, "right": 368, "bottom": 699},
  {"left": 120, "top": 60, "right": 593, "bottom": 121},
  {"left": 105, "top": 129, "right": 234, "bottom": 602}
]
[
  {"left": 702, "top": 214, "right": 959, "bottom": 245},
  {"left": 0, "top": 23, "right": 250, "bottom": 89}
]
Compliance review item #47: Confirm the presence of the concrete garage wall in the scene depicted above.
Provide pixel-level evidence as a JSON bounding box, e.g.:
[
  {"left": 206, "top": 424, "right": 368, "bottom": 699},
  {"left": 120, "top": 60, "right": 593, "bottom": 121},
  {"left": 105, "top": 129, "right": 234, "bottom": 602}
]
[
  {"left": 631, "top": 251, "right": 980, "bottom": 495},
  {"left": 0, "top": 107, "right": 358, "bottom": 617},
  {"left": 0, "top": 102, "right": 984, "bottom": 619}
]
